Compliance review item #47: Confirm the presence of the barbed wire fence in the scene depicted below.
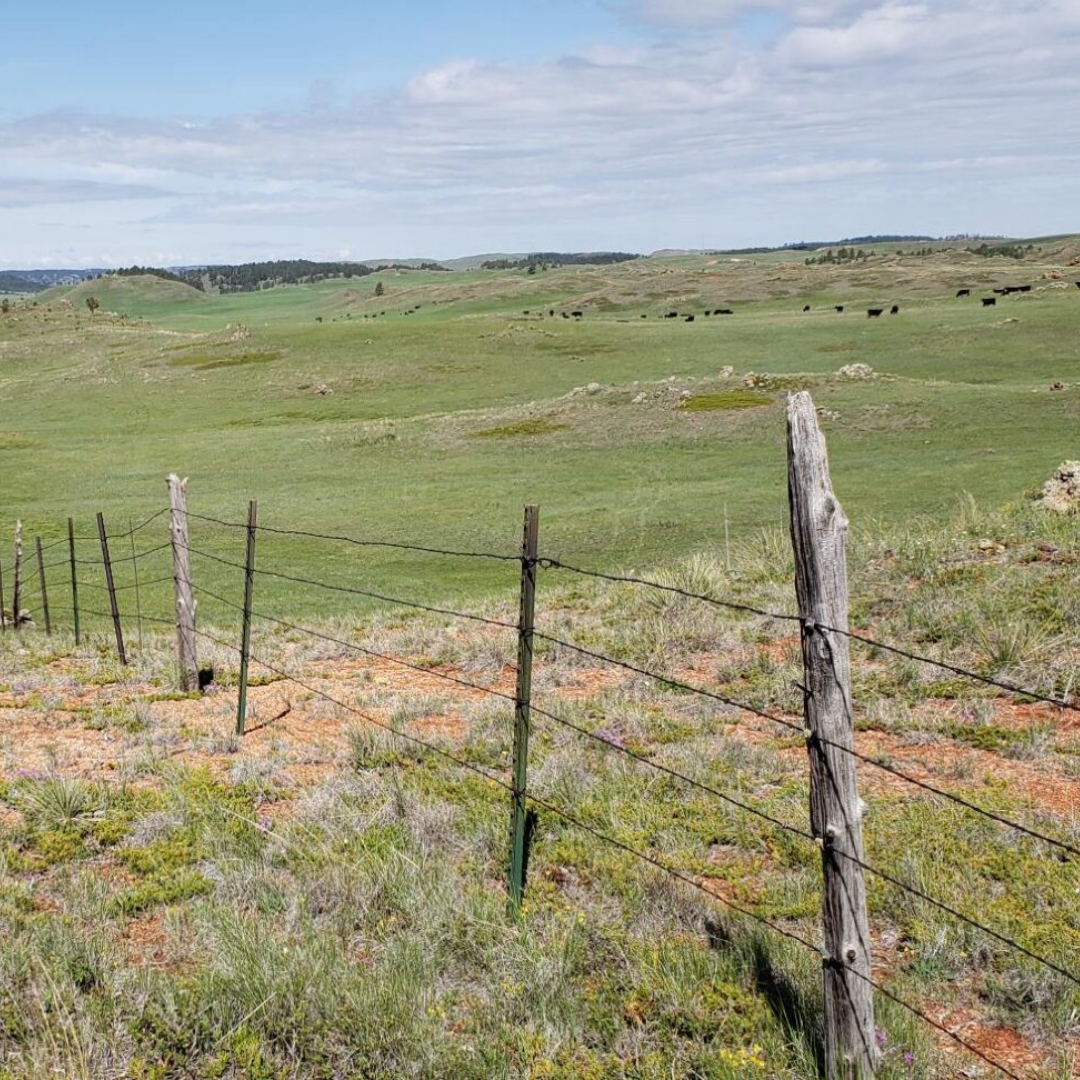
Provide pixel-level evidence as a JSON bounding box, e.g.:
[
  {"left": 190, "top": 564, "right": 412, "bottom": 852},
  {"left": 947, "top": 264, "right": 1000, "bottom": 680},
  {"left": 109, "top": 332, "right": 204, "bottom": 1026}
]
[{"left": 2, "top": 391, "right": 1077, "bottom": 1077}]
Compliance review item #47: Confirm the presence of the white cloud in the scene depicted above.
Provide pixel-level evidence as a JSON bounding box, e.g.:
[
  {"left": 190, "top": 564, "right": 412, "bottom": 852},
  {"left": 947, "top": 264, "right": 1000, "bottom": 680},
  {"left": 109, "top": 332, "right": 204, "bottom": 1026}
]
[
  {"left": 0, "top": 177, "right": 168, "bottom": 208},
  {"left": 2, "top": 0, "right": 1080, "bottom": 263}
]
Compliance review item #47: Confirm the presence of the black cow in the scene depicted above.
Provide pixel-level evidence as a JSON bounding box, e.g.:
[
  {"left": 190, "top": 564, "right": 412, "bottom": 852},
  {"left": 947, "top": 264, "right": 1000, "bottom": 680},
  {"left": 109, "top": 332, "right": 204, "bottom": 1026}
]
[
  {"left": 956, "top": 289, "right": 970, "bottom": 298},
  {"left": 803, "top": 305, "right": 811, "bottom": 312},
  {"left": 562, "top": 312, "right": 570, "bottom": 319},
  {"left": 1075, "top": 282, "right": 1080, "bottom": 289},
  {"left": 982, "top": 297, "right": 996, "bottom": 307},
  {"left": 549, "top": 309, "right": 555, "bottom": 317},
  {"left": 665, "top": 311, "right": 678, "bottom": 319},
  {"left": 571, "top": 310, "right": 583, "bottom": 318},
  {"left": 640, "top": 314, "right": 648, "bottom": 319},
  {"left": 835, "top": 305, "right": 844, "bottom": 313},
  {"left": 993, "top": 288, "right": 1007, "bottom": 295},
  {"left": 685, "top": 314, "right": 695, "bottom": 322},
  {"left": 703, "top": 310, "right": 711, "bottom": 316},
  {"left": 1018, "top": 285, "right": 1032, "bottom": 293},
  {"left": 867, "top": 308, "right": 883, "bottom": 318},
  {"left": 890, "top": 305, "right": 900, "bottom": 315},
  {"left": 715, "top": 308, "right": 733, "bottom": 315}
]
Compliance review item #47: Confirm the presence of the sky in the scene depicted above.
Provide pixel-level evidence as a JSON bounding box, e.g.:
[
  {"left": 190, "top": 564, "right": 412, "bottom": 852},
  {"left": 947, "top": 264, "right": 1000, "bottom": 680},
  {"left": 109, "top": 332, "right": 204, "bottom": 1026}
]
[{"left": 2, "top": 0, "right": 1079, "bottom": 267}]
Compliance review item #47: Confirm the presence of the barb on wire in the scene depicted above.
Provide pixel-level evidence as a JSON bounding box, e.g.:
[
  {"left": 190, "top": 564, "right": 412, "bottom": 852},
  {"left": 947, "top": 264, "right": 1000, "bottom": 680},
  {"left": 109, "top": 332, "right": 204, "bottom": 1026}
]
[
  {"left": 176, "top": 541, "right": 516, "bottom": 630},
  {"left": 179, "top": 508, "right": 520, "bottom": 562},
  {"left": 534, "top": 630, "right": 1080, "bottom": 860}
]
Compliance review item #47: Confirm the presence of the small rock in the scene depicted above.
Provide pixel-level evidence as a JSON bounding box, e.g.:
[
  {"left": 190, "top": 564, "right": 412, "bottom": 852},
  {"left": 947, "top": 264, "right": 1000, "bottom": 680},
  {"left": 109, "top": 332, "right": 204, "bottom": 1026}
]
[
  {"left": 631, "top": 392, "right": 647, "bottom": 404},
  {"left": 1039, "top": 461, "right": 1080, "bottom": 513},
  {"left": 837, "top": 363, "right": 875, "bottom": 380},
  {"left": 719, "top": 365, "right": 735, "bottom": 379}
]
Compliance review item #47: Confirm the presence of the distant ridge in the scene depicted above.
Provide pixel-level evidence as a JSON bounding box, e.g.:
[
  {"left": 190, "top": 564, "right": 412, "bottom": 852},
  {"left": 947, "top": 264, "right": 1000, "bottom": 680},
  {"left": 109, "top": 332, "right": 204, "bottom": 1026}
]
[{"left": 1, "top": 268, "right": 104, "bottom": 293}]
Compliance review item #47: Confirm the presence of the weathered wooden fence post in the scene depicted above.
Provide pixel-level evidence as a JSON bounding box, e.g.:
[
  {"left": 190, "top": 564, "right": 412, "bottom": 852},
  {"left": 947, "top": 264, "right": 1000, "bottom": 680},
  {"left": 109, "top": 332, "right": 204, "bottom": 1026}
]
[
  {"left": 68, "top": 518, "right": 80, "bottom": 645},
  {"left": 168, "top": 475, "right": 199, "bottom": 692},
  {"left": 508, "top": 504, "right": 539, "bottom": 912},
  {"left": 97, "top": 512, "right": 127, "bottom": 665},
  {"left": 35, "top": 538, "right": 51, "bottom": 636},
  {"left": 13, "top": 520, "right": 23, "bottom": 632},
  {"left": 236, "top": 500, "right": 258, "bottom": 735},
  {"left": 787, "top": 391, "right": 876, "bottom": 1078}
]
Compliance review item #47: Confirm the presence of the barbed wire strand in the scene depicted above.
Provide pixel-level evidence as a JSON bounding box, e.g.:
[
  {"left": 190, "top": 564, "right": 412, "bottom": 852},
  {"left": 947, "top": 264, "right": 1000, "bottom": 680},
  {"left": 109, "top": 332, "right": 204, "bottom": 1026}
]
[
  {"left": 106, "top": 507, "right": 170, "bottom": 541},
  {"left": 12, "top": 600, "right": 1027, "bottom": 1077},
  {"left": 176, "top": 582, "right": 1078, "bottom": 987},
  {"left": 107, "top": 541, "right": 172, "bottom": 566},
  {"left": 185, "top": 581, "right": 816, "bottom": 841},
  {"left": 541, "top": 560, "right": 1080, "bottom": 714},
  {"left": 533, "top": 630, "right": 1080, "bottom": 861},
  {"left": 112, "top": 575, "right": 173, "bottom": 593},
  {"left": 178, "top": 507, "right": 519, "bottom": 562},
  {"left": 175, "top": 541, "right": 517, "bottom": 630},
  {"left": 175, "top": 623, "right": 1027, "bottom": 1079}
]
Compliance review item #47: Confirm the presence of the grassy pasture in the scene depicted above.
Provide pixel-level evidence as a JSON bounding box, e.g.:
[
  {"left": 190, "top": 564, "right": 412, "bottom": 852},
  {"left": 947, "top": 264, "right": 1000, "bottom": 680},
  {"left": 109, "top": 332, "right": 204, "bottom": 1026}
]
[
  {"left": 2, "top": 242, "right": 1079, "bottom": 632},
  {"left": 2, "top": 499, "right": 1080, "bottom": 1077},
  {"left": 3, "top": 241, "right": 1080, "bottom": 1077}
]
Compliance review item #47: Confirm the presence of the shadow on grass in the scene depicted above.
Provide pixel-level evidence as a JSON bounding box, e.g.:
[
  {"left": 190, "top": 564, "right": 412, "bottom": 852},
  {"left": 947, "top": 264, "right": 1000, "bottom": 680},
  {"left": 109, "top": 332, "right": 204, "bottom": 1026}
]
[{"left": 706, "top": 916, "right": 825, "bottom": 1074}]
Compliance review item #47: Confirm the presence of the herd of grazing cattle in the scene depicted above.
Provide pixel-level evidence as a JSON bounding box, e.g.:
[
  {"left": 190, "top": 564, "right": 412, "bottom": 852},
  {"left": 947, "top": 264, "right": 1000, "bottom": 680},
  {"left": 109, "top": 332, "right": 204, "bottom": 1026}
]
[
  {"left": 514, "top": 278, "right": 1080, "bottom": 324},
  {"left": 347, "top": 277, "right": 1080, "bottom": 325}
]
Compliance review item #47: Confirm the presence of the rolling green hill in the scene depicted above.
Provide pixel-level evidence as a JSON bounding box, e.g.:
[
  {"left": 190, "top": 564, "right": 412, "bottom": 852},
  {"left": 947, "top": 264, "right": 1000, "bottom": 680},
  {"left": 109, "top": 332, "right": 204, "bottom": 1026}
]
[
  {"left": 44, "top": 272, "right": 210, "bottom": 313},
  {"left": 4, "top": 241, "right": 1080, "bottom": 624}
]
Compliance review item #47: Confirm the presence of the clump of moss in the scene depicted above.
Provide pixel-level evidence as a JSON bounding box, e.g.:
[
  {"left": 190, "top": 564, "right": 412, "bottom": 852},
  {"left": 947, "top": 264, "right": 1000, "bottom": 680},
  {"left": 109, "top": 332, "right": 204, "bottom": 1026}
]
[
  {"left": 470, "top": 418, "right": 571, "bottom": 439},
  {"left": 678, "top": 391, "right": 772, "bottom": 412}
]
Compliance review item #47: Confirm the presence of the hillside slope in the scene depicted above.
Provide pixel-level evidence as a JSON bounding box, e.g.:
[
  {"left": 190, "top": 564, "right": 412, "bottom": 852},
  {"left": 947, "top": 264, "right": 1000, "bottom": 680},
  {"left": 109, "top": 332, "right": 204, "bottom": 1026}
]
[{"left": 43, "top": 273, "right": 210, "bottom": 314}]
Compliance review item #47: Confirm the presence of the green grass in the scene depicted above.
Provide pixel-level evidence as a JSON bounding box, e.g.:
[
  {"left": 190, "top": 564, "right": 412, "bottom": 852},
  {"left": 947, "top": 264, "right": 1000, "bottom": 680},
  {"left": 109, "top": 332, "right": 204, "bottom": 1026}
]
[
  {"left": 3, "top": 244, "right": 1079, "bottom": 639},
  {"left": 4, "top": 492, "right": 1080, "bottom": 1076}
]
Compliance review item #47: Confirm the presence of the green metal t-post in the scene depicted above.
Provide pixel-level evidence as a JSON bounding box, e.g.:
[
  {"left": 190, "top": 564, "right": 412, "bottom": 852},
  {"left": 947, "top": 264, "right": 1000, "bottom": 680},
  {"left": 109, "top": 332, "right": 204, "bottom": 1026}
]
[
  {"left": 236, "top": 500, "right": 257, "bottom": 735},
  {"left": 68, "top": 518, "right": 80, "bottom": 645},
  {"left": 508, "top": 504, "right": 539, "bottom": 912}
]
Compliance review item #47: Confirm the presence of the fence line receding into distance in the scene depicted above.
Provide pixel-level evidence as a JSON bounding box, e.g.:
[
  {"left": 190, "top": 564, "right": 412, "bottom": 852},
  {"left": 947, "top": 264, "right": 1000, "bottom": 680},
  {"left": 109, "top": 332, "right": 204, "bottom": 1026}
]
[{"left": 5, "top": 391, "right": 1076, "bottom": 1079}]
